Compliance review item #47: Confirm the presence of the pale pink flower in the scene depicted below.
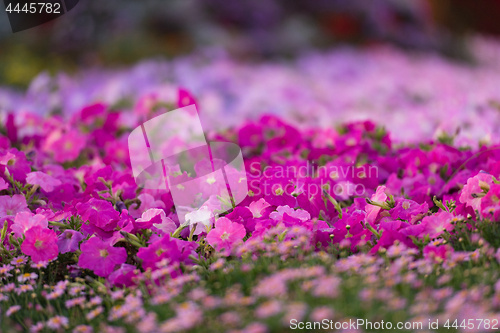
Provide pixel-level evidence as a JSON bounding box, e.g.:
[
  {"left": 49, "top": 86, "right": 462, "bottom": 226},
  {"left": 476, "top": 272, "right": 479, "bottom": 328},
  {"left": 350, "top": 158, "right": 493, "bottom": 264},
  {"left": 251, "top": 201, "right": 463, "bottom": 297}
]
[
  {"left": 26, "top": 171, "right": 62, "bottom": 192},
  {"left": 248, "top": 198, "right": 271, "bottom": 218},
  {"left": 186, "top": 206, "right": 214, "bottom": 235},
  {"left": 73, "top": 325, "right": 94, "bottom": 333},
  {"left": 0, "top": 194, "right": 29, "bottom": 218},
  {"left": 6, "top": 305, "right": 21, "bottom": 317},
  {"left": 128, "top": 193, "right": 165, "bottom": 218},
  {"left": 11, "top": 212, "right": 48, "bottom": 238},
  {"left": 46, "top": 316, "right": 69, "bottom": 330},
  {"left": 270, "top": 205, "right": 310, "bottom": 221},
  {"left": 137, "top": 208, "right": 176, "bottom": 234}
]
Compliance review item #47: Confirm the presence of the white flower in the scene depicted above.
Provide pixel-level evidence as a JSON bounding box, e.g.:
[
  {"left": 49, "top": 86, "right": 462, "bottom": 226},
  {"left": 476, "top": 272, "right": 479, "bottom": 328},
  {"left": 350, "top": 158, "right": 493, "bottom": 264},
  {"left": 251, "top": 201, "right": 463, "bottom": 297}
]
[{"left": 185, "top": 206, "right": 214, "bottom": 235}]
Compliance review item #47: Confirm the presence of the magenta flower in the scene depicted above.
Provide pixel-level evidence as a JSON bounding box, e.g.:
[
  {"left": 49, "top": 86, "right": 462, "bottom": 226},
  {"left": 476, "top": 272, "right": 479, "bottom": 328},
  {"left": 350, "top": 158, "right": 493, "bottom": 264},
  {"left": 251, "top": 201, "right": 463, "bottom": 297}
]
[
  {"left": 76, "top": 198, "right": 120, "bottom": 232},
  {"left": 389, "top": 199, "right": 428, "bottom": 224},
  {"left": 206, "top": 217, "right": 246, "bottom": 255},
  {"left": 0, "top": 148, "right": 31, "bottom": 181},
  {"left": 78, "top": 237, "right": 127, "bottom": 277},
  {"left": 137, "top": 234, "right": 197, "bottom": 271},
  {"left": 0, "top": 194, "right": 29, "bottom": 218},
  {"left": 21, "top": 226, "right": 58, "bottom": 263},
  {"left": 177, "top": 88, "right": 197, "bottom": 109},
  {"left": 26, "top": 171, "right": 62, "bottom": 192},
  {"left": 57, "top": 230, "right": 85, "bottom": 254},
  {"left": 49, "top": 130, "right": 87, "bottom": 163},
  {"left": 108, "top": 263, "right": 139, "bottom": 287},
  {"left": 11, "top": 212, "right": 48, "bottom": 238}
]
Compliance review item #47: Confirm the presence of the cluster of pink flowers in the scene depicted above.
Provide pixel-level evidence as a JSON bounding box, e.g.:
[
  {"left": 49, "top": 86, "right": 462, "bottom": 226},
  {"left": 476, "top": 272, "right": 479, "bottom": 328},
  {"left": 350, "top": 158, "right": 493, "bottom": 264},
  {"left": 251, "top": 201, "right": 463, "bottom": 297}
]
[{"left": 2, "top": 40, "right": 500, "bottom": 331}]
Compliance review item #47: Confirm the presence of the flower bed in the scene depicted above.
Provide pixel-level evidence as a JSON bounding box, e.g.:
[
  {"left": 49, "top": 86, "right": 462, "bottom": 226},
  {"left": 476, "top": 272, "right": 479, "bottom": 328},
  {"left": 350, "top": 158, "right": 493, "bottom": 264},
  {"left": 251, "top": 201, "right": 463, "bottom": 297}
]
[{"left": 1, "top": 46, "right": 500, "bottom": 332}]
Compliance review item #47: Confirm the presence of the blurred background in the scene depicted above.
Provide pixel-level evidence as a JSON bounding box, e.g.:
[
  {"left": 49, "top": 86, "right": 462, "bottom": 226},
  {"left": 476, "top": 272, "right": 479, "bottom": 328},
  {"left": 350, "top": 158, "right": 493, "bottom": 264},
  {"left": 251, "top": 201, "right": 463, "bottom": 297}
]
[{"left": 1, "top": 0, "right": 500, "bottom": 87}]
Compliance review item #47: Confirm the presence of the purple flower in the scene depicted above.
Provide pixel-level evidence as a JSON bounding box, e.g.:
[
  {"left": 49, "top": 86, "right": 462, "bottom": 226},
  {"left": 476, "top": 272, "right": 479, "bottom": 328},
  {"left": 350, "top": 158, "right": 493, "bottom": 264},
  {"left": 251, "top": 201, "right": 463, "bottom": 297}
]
[
  {"left": 57, "top": 230, "right": 85, "bottom": 254},
  {"left": 78, "top": 237, "right": 127, "bottom": 277}
]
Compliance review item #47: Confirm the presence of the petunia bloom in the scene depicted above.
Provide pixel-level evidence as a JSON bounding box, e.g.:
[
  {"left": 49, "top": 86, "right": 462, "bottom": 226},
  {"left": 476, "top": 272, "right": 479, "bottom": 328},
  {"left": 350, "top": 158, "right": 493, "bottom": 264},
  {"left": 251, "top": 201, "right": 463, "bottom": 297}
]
[
  {"left": 270, "top": 205, "right": 311, "bottom": 222},
  {"left": 206, "top": 217, "right": 246, "bottom": 256},
  {"left": 459, "top": 172, "right": 493, "bottom": 212},
  {"left": 0, "top": 194, "right": 29, "bottom": 218},
  {"left": 76, "top": 198, "right": 120, "bottom": 232},
  {"left": 136, "top": 208, "right": 176, "bottom": 234},
  {"left": 57, "top": 230, "right": 85, "bottom": 254},
  {"left": 21, "top": 226, "right": 59, "bottom": 263},
  {"left": 78, "top": 237, "right": 127, "bottom": 277},
  {"left": 26, "top": 171, "right": 62, "bottom": 192},
  {"left": 49, "top": 130, "right": 87, "bottom": 163},
  {"left": 11, "top": 212, "right": 48, "bottom": 238}
]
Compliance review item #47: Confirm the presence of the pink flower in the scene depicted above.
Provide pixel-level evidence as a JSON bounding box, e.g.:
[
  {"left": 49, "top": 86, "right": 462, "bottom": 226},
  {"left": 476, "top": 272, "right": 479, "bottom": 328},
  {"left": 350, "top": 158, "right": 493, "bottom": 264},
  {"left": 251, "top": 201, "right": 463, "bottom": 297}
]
[
  {"left": 270, "top": 205, "right": 311, "bottom": 222},
  {"left": 21, "top": 226, "right": 59, "bottom": 263},
  {"left": 420, "top": 211, "right": 454, "bottom": 239},
  {"left": 137, "top": 208, "right": 176, "bottom": 234},
  {"left": 248, "top": 198, "right": 271, "bottom": 218},
  {"left": 424, "top": 244, "right": 454, "bottom": 263},
  {"left": 11, "top": 212, "right": 49, "bottom": 238},
  {"left": 366, "top": 186, "right": 387, "bottom": 225},
  {"left": 206, "top": 217, "right": 246, "bottom": 255},
  {"left": 78, "top": 237, "right": 127, "bottom": 277},
  {"left": 0, "top": 178, "right": 8, "bottom": 191},
  {"left": 128, "top": 193, "right": 165, "bottom": 218},
  {"left": 26, "top": 171, "right": 62, "bottom": 192},
  {"left": 459, "top": 172, "right": 493, "bottom": 212},
  {"left": 0, "top": 194, "right": 29, "bottom": 218},
  {"left": 50, "top": 130, "right": 87, "bottom": 163}
]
